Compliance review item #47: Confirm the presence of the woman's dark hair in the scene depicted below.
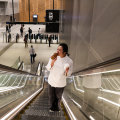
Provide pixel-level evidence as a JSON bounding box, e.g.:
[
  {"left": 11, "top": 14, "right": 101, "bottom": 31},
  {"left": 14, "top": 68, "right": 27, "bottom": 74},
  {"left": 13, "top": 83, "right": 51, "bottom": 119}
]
[{"left": 59, "top": 43, "right": 69, "bottom": 56}]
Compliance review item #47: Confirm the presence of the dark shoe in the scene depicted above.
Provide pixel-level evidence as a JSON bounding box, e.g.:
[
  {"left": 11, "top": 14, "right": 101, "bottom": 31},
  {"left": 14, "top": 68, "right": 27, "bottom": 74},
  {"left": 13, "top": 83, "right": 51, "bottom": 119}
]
[
  {"left": 54, "top": 107, "right": 60, "bottom": 112},
  {"left": 56, "top": 109, "right": 60, "bottom": 112}
]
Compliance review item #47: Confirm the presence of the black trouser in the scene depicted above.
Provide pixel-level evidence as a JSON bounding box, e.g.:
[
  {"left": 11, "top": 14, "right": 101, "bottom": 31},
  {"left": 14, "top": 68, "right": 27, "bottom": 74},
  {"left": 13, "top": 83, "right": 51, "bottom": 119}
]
[
  {"left": 48, "top": 84, "right": 64, "bottom": 110},
  {"left": 30, "top": 54, "right": 34, "bottom": 64}
]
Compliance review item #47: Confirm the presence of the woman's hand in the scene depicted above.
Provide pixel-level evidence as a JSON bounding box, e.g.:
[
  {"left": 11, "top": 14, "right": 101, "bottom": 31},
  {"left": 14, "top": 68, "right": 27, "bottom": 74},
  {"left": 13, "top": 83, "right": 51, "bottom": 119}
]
[
  {"left": 51, "top": 58, "right": 57, "bottom": 68},
  {"left": 65, "top": 67, "right": 69, "bottom": 76}
]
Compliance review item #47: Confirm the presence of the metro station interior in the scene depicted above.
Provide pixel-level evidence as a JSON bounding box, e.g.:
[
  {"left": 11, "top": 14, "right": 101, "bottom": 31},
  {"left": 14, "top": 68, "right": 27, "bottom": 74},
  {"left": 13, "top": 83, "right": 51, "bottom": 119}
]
[{"left": 0, "top": 0, "right": 120, "bottom": 120}]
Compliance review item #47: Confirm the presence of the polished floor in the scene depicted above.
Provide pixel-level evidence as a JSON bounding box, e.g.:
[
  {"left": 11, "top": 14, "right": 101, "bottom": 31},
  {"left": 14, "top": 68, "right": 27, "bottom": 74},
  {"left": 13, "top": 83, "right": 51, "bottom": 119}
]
[{"left": 0, "top": 25, "right": 58, "bottom": 68}]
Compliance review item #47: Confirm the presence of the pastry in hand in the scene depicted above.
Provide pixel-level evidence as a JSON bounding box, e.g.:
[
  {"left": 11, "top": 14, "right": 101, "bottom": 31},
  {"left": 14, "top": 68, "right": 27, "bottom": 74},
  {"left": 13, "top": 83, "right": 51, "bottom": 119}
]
[{"left": 51, "top": 53, "right": 58, "bottom": 60}]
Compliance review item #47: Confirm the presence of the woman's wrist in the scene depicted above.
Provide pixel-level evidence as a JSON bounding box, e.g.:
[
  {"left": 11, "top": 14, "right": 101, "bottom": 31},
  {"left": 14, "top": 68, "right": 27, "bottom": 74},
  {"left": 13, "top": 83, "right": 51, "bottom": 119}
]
[{"left": 51, "top": 59, "right": 56, "bottom": 68}]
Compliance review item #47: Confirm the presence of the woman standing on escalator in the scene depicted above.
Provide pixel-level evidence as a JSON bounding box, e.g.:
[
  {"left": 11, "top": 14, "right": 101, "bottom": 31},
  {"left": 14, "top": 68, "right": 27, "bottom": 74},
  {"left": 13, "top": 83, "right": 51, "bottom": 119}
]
[{"left": 46, "top": 43, "right": 73, "bottom": 112}]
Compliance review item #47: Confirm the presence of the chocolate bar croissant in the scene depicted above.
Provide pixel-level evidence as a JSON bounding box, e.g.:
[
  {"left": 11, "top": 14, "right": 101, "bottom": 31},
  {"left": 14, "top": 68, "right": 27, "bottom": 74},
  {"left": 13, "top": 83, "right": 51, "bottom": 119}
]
[{"left": 51, "top": 53, "right": 58, "bottom": 60}]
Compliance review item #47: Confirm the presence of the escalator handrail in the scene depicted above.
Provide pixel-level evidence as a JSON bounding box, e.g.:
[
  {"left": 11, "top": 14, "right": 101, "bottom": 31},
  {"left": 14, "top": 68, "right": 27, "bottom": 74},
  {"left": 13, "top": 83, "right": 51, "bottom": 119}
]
[
  {"left": 0, "top": 64, "right": 34, "bottom": 75},
  {"left": 11, "top": 56, "right": 20, "bottom": 68},
  {"left": 18, "top": 61, "right": 23, "bottom": 70},
  {"left": 72, "top": 56, "right": 120, "bottom": 75},
  {"left": 40, "top": 62, "right": 44, "bottom": 76},
  {"left": 35, "top": 62, "right": 40, "bottom": 75},
  {"left": 0, "top": 66, "right": 45, "bottom": 120}
]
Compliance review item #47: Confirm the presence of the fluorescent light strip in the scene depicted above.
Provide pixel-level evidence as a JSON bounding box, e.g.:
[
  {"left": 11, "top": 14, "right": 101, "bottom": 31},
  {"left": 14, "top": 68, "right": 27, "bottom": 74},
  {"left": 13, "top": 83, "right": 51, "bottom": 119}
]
[
  {"left": 71, "top": 98, "right": 96, "bottom": 120},
  {"left": 80, "top": 69, "right": 120, "bottom": 77},
  {"left": 89, "top": 115, "right": 95, "bottom": 120},
  {"left": 0, "top": 87, "right": 18, "bottom": 92},
  {"left": 101, "top": 89, "right": 120, "bottom": 95},
  {"left": 62, "top": 97, "right": 77, "bottom": 120},
  {"left": 1, "top": 88, "right": 42, "bottom": 120},
  {"left": 98, "top": 96, "right": 120, "bottom": 107},
  {"left": 71, "top": 99, "right": 82, "bottom": 108}
]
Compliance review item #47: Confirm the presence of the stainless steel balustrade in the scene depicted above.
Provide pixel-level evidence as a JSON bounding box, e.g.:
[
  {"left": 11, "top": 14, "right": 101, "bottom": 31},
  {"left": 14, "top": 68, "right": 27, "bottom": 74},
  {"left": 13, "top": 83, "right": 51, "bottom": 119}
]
[
  {"left": 0, "top": 63, "right": 44, "bottom": 119},
  {"left": 11, "top": 56, "right": 21, "bottom": 69},
  {"left": 62, "top": 69, "right": 120, "bottom": 120}
]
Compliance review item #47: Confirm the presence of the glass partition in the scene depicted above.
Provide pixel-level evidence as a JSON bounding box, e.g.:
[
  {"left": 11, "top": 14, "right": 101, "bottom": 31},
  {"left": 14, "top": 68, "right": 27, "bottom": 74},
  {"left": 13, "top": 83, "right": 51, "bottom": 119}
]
[
  {"left": 11, "top": 56, "right": 21, "bottom": 69},
  {"left": 0, "top": 69, "right": 43, "bottom": 118},
  {"left": 63, "top": 69, "right": 120, "bottom": 120}
]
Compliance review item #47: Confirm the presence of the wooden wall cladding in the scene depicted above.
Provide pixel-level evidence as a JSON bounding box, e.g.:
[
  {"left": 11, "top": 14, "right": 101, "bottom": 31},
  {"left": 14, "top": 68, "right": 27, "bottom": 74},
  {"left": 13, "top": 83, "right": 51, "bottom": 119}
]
[{"left": 19, "top": 0, "right": 64, "bottom": 22}]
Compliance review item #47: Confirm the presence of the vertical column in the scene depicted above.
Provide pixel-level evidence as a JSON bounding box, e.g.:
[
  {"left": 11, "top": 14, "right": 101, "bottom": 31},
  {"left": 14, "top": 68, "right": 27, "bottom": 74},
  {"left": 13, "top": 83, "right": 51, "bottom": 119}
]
[
  {"left": 28, "top": 0, "right": 30, "bottom": 22},
  {"left": 53, "top": 0, "right": 54, "bottom": 10},
  {"left": 61, "top": 0, "right": 63, "bottom": 10},
  {"left": 12, "top": 0, "right": 14, "bottom": 22},
  {"left": 49, "top": 0, "right": 50, "bottom": 9}
]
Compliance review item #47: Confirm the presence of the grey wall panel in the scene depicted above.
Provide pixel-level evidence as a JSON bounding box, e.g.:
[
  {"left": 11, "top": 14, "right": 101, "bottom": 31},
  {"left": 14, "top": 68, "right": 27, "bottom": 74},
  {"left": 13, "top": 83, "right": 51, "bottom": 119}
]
[
  {"left": 72, "top": 0, "right": 80, "bottom": 30},
  {"left": 62, "top": 0, "right": 120, "bottom": 72},
  {"left": 89, "top": 0, "right": 120, "bottom": 62},
  {"left": 77, "top": 0, "right": 94, "bottom": 43},
  {"left": 60, "top": 0, "right": 74, "bottom": 45},
  {"left": 70, "top": 32, "right": 89, "bottom": 72}
]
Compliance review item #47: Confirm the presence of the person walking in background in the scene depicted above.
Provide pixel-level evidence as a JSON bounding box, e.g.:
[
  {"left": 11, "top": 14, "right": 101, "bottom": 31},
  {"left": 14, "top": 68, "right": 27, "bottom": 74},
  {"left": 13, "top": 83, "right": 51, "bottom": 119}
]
[
  {"left": 29, "top": 45, "right": 35, "bottom": 64},
  {"left": 46, "top": 43, "right": 73, "bottom": 112}
]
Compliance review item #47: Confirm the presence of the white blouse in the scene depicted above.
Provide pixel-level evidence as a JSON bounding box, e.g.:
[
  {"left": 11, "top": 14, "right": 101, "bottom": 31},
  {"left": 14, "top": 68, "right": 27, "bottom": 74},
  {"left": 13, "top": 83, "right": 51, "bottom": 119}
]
[
  {"left": 46, "top": 55, "right": 73, "bottom": 87},
  {"left": 29, "top": 48, "right": 35, "bottom": 55}
]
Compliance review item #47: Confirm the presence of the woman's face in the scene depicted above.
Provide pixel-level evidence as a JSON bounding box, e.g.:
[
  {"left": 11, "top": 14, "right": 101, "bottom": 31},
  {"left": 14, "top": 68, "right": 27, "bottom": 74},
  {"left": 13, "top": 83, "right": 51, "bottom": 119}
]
[{"left": 57, "top": 46, "right": 64, "bottom": 56}]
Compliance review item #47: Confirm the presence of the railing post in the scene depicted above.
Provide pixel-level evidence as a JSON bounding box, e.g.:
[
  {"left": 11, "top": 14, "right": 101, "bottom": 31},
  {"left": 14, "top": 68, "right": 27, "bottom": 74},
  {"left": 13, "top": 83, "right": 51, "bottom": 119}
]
[{"left": 12, "top": 0, "right": 15, "bottom": 22}]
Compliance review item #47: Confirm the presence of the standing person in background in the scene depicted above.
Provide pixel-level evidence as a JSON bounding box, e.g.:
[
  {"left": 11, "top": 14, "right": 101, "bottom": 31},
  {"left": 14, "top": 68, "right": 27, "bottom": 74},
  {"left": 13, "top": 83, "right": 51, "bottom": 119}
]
[
  {"left": 28, "top": 27, "right": 32, "bottom": 39},
  {"left": 38, "top": 28, "right": 40, "bottom": 34},
  {"left": 38, "top": 28, "right": 40, "bottom": 39},
  {"left": 6, "top": 25, "right": 8, "bottom": 33},
  {"left": 46, "top": 43, "right": 73, "bottom": 112},
  {"left": 48, "top": 35, "right": 51, "bottom": 47},
  {"left": 20, "top": 25, "right": 23, "bottom": 37},
  {"left": 29, "top": 45, "right": 35, "bottom": 64},
  {"left": 8, "top": 24, "right": 11, "bottom": 30},
  {"left": 8, "top": 26, "right": 11, "bottom": 33},
  {"left": 8, "top": 32, "right": 11, "bottom": 42}
]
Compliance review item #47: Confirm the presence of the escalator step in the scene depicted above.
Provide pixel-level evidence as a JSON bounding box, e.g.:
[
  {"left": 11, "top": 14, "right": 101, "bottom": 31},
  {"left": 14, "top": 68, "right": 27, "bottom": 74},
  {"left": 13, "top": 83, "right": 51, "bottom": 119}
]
[
  {"left": 30, "top": 104, "right": 50, "bottom": 106},
  {"left": 20, "top": 83, "right": 66, "bottom": 120},
  {"left": 28, "top": 106, "right": 50, "bottom": 110},
  {"left": 21, "top": 114, "right": 66, "bottom": 120},
  {"left": 25, "top": 109, "right": 64, "bottom": 117},
  {"left": 31, "top": 100, "right": 49, "bottom": 103},
  {"left": 30, "top": 102, "right": 50, "bottom": 105}
]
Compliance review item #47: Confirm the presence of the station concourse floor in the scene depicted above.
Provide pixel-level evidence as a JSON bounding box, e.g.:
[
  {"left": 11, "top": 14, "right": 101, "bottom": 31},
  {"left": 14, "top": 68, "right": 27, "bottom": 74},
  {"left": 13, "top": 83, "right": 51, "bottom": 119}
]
[{"left": 0, "top": 42, "right": 58, "bottom": 71}]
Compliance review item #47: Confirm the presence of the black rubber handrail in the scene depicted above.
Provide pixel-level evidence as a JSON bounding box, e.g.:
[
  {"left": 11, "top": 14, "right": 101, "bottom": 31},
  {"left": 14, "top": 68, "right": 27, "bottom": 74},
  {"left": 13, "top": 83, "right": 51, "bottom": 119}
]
[
  {"left": 40, "top": 62, "right": 44, "bottom": 76},
  {"left": 18, "top": 61, "right": 23, "bottom": 70},
  {"left": 0, "top": 64, "right": 34, "bottom": 75},
  {"left": 72, "top": 56, "right": 120, "bottom": 75},
  {"left": 35, "top": 62, "right": 40, "bottom": 75}
]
